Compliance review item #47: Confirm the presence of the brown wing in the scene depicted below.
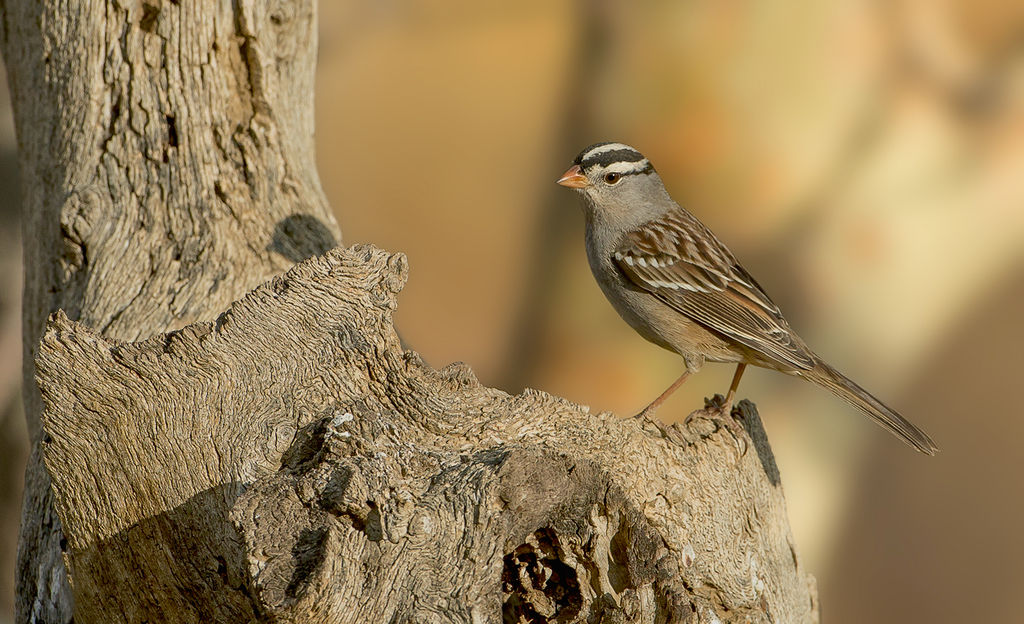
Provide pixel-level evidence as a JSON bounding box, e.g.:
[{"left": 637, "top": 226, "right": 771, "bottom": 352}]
[{"left": 614, "top": 208, "right": 815, "bottom": 370}]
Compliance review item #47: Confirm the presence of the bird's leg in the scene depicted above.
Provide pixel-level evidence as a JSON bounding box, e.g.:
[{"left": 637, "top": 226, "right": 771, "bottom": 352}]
[
  {"left": 714, "top": 363, "right": 750, "bottom": 455},
  {"left": 634, "top": 371, "right": 691, "bottom": 419},
  {"left": 721, "top": 363, "right": 747, "bottom": 415}
]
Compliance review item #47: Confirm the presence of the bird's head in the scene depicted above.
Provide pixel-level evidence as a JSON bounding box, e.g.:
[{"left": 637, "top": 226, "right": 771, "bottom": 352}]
[{"left": 557, "top": 142, "right": 671, "bottom": 227}]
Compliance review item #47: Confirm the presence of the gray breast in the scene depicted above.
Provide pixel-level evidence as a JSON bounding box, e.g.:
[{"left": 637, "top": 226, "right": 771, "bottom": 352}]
[{"left": 584, "top": 224, "right": 678, "bottom": 351}]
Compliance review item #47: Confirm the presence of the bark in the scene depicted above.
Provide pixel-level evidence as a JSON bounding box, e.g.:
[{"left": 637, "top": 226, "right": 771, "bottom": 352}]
[
  {"left": 37, "top": 245, "right": 817, "bottom": 623},
  {"left": 3, "top": 1, "right": 818, "bottom": 622},
  {"left": 0, "top": 1, "right": 336, "bottom": 621}
]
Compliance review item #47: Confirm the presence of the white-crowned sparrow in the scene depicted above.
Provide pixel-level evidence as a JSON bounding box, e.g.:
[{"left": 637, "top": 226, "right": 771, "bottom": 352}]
[{"left": 558, "top": 142, "right": 937, "bottom": 455}]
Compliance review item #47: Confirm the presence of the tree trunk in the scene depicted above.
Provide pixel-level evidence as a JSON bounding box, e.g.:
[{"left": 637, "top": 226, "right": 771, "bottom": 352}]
[
  {"left": 1, "top": 1, "right": 337, "bottom": 621},
  {"left": 2, "top": 2, "right": 818, "bottom": 622}
]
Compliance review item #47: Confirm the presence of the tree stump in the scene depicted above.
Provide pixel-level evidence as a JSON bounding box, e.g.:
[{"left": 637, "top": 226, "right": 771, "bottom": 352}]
[{"left": 36, "top": 245, "right": 818, "bottom": 623}]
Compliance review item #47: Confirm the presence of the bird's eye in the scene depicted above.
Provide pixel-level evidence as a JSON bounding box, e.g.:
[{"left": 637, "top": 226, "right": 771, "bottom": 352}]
[{"left": 604, "top": 172, "right": 621, "bottom": 185}]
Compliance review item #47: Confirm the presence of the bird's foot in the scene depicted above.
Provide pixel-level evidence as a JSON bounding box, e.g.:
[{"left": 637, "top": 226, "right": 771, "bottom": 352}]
[
  {"left": 633, "top": 405, "right": 655, "bottom": 420},
  {"left": 703, "top": 394, "right": 749, "bottom": 456}
]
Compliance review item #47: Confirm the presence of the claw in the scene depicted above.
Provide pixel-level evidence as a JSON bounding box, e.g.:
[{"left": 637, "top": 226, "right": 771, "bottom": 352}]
[{"left": 704, "top": 394, "right": 749, "bottom": 456}]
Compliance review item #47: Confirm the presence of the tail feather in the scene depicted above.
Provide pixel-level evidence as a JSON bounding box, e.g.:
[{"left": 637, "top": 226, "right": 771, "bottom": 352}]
[{"left": 804, "top": 362, "right": 938, "bottom": 455}]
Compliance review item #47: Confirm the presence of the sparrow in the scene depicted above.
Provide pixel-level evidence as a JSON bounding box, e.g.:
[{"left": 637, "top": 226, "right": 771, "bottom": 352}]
[{"left": 558, "top": 142, "right": 937, "bottom": 455}]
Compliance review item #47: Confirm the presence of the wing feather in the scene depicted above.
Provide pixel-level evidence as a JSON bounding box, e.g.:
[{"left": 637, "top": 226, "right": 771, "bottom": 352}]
[{"left": 614, "top": 208, "right": 815, "bottom": 370}]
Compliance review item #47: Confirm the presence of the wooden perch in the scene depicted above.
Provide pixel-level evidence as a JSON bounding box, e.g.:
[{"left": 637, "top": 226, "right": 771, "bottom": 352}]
[
  {"left": 36, "top": 245, "right": 818, "bottom": 623},
  {"left": 3, "top": 0, "right": 817, "bottom": 619}
]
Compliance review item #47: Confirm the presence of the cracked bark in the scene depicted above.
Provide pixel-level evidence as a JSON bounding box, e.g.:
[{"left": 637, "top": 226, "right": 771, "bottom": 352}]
[
  {"left": 3, "top": 1, "right": 818, "bottom": 622},
  {"left": 2, "top": 1, "right": 335, "bottom": 621},
  {"left": 38, "top": 246, "right": 818, "bottom": 623}
]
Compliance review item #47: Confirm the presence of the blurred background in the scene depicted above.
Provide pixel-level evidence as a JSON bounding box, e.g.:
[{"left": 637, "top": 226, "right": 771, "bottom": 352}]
[{"left": 1, "top": 0, "right": 1023, "bottom": 621}]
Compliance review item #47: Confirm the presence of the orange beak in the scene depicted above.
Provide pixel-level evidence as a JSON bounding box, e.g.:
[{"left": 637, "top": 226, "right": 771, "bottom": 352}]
[{"left": 556, "top": 164, "right": 589, "bottom": 188}]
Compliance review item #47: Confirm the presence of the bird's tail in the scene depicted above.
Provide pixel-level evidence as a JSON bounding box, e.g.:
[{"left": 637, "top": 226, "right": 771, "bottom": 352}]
[{"left": 802, "top": 361, "right": 938, "bottom": 455}]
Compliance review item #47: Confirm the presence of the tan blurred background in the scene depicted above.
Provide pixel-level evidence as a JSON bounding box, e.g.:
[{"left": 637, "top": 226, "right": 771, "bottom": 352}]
[{"left": 2, "top": 0, "right": 1023, "bottom": 621}]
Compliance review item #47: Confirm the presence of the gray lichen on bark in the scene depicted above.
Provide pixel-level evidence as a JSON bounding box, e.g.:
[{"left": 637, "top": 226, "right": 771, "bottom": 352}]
[{"left": 36, "top": 245, "right": 818, "bottom": 623}]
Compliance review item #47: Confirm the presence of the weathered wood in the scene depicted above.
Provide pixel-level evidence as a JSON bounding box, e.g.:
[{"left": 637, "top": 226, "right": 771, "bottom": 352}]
[
  {"left": 1, "top": 1, "right": 336, "bottom": 620},
  {"left": 4, "top": 0, "right": 818, "bottom": 621},
  {"left": 37, "top": 245, "right": 818, "bottom": 623}
]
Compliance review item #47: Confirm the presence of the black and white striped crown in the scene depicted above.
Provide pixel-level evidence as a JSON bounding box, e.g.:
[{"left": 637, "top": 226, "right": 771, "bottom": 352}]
[{"left": 573, "top": 142, "right": 655, "bottom": 177}]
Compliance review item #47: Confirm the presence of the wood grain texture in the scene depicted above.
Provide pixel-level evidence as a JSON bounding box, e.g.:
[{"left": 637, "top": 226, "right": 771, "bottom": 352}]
[
  {"left": 37, "top": 245, "right": 818, "bottom": 623},
  {"left": 0, "top": 1, "right": 337, "bottom": 620},
  {"left": 4, "top": 1, "right": 817, "bottom": 621}
]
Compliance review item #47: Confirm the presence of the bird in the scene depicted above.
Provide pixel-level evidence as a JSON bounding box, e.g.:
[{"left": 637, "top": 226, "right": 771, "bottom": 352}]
[{"left": 557, "top": 141, "right": 937, "bottom": 455}]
